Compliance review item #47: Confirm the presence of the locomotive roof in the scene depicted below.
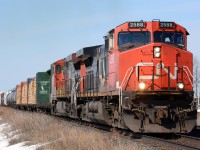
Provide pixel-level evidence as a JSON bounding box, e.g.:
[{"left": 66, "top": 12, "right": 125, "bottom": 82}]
[
  {"left": 76, "top": 45, "right": 102, "bottom": 58},
  {"left": 113, "top": 20, "right": 189, "bottom": 35},
  {"left": 65, "top": 53, "right": 76, "bottom": 62}
]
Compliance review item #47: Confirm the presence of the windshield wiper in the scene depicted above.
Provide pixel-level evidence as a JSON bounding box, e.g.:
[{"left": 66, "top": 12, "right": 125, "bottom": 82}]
[
  {"left": 119, "top": 42, "right": 135, "bottom": 50},
  {"left": 177, "top": 43, "right": 184, "bottom": 48},
  {"left": 165, "top": 42, "right": 184, "bottom": 49}
]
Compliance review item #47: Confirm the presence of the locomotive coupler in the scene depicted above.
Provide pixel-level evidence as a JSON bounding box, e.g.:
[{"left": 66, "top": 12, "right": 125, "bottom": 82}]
[
  {"left": 131, "top": 107, "right": 146, "bottom": 132},
  {"left": 176, "top": 108, "right": 189, "bottom": 132}
]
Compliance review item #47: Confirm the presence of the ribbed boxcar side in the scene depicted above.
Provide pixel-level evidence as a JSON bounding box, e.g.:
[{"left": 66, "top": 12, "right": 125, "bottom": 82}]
[
  {"left": 28, "top": 78, "right": 36, "bottom": 105},
  {"left": 21, "top": 81, "right": 28, "bottom": 105},
  {"left": 16, "top": 84, "right": 21, "bottom": 105},
  {"left": 36, "top": 72, "right": 51, "bottom": 107}
]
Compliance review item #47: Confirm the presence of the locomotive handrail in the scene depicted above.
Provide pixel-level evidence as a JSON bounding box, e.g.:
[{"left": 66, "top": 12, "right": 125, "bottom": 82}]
[
  {"left": 183, "top": 66, "right": 193, "bottom": 78},
  {"left": 119, "top": 66, "right": 135, "bottom": 113},
  {"left": 70, "top": 77, "right": 82, "bottom": 108},
  {"left": 72, "top": 77, "right": 82, "bottom": 92},
  {"left": 182, "top": 66, "right": 194, "bottom": 90},
  {"left": 120, "top": 66, "right": 135, "bottom": 88},
  {"left": 183, "top": 68, "right": 193, "bottom": 87}
]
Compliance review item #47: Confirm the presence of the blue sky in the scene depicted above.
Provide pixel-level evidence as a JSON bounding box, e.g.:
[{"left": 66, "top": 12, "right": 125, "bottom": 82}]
[{"left": 0, "top": 0, "right": 200, "bottom": 91}]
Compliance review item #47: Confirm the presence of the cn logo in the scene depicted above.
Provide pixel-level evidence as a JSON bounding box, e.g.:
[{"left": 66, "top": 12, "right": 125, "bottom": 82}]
[
  {"left": 41, "top": 86, "right": 44, "bottom": 91},
  {"left": 135, "top": 62, "right": 177, "bottom": 80}
]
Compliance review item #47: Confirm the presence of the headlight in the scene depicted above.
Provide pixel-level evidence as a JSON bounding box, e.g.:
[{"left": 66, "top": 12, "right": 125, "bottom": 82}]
[
  {"left": 177, "top": 83, "right": 184, "bottom": 90},
  {"left": 154, "top": 47, "right": 161, "bottom": 58},
  {"left": 139, "top": 82, "right": 146, "bottom": 90}
]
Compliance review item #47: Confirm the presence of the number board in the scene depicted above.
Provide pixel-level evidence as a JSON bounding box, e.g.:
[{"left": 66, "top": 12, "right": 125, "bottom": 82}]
[
  {"left": 159, "top": 22, "right": 175, "bottom": 28},
  {"left": 128, "top": 22, "right": 145, "bottom": 28}
]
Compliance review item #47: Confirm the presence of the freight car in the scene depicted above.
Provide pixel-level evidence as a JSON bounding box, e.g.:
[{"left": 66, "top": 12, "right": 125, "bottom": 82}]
[
  {"left": 7, "top": 89, "right": 16, "bottom": 106},
  {"left": 0, "top": 92, "right": 4, "bottom": 105},
  {"left": 0, "top": 91, "right": 10, "bottom": 106},
  {"left": 2, "top": 20, "right": 197, "bottom": 133},
  {"left": 14, "top": 72, "right": 51, "bottom": 112}
]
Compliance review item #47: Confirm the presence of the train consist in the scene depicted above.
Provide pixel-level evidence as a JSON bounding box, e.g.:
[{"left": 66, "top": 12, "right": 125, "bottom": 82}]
[{"left": 0, "top": 20, "right": 198, "bottom": 133}]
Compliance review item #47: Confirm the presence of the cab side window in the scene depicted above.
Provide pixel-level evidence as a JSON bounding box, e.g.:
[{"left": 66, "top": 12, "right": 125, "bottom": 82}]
[
  {"left": 105, "top": 33, "right": 114, "bottom": 51},
  {"left": 55, "top": 65, "right": 61, "bottom": 74}
]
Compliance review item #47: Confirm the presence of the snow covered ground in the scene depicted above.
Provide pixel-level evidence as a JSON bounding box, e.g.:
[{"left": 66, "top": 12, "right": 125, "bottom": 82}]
[{"left": 0, "top": 118, "right": 41, "bottom": 150}]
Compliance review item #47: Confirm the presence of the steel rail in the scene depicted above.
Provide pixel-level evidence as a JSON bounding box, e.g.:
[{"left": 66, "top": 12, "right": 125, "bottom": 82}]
[{"left": 142, "top": 134, "right": 200, "bottom": 150}]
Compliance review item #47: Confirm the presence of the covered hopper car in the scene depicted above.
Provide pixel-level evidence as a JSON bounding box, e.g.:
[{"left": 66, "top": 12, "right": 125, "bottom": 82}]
[{"left": 6, "top": 89, "right": 16, "bottom": 106}]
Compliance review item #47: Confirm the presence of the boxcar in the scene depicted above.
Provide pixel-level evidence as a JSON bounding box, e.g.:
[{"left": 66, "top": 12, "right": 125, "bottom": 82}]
[{"left": 36, "top": 72, "right": 51, "bottom": 111}]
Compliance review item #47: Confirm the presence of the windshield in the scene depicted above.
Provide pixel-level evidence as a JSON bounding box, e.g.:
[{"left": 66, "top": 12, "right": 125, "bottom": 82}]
[
  {"left": 154, "top": 31, "right": 184, "bottom": 48},
  {"left": 118, "top": 31, "right": 151, "bottom": 50}
]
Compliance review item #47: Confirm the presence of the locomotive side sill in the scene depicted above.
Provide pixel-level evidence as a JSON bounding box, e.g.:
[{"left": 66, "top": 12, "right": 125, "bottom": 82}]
[{"left": 136, "top": 91, "right": 186, "bottom": 95}]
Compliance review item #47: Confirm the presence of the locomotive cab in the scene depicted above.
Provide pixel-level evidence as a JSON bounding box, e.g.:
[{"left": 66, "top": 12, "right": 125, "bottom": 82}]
[{"left": 51, "top": 59, "right": 65, "bottom": 100}]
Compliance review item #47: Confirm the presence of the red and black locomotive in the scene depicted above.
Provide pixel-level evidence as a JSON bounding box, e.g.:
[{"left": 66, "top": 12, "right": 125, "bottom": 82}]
[{"left": 51, "top": 20, "right": 197, "bottom": 133}]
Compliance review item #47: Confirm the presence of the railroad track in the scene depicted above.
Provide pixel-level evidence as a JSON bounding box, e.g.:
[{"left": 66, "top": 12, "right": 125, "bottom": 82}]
[
  {"left": 73, "top": 120, "right": 200, "bottom": 149},
  {"left": 62, "top": 116, "right": 200, "bottom": 150},
  {"left": 176, "top": 133, "right": 200, "bottom": 140},
  {"left": 142, "top": 134, "right": 200, "bottom": 150},
  {"left": 10, "top": 108, "right": 200, "bottom": 150}
]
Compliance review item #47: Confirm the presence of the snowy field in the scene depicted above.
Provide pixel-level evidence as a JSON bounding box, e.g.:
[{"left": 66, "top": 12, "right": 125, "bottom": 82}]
[{"left": 0, "top": 118, "right": 41, "bottom": 150}]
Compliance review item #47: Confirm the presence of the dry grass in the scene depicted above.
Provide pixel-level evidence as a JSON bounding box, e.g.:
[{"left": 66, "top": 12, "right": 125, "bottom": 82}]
[{"left": 0, "top": 106, "right": 145, "bottom": 150}]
